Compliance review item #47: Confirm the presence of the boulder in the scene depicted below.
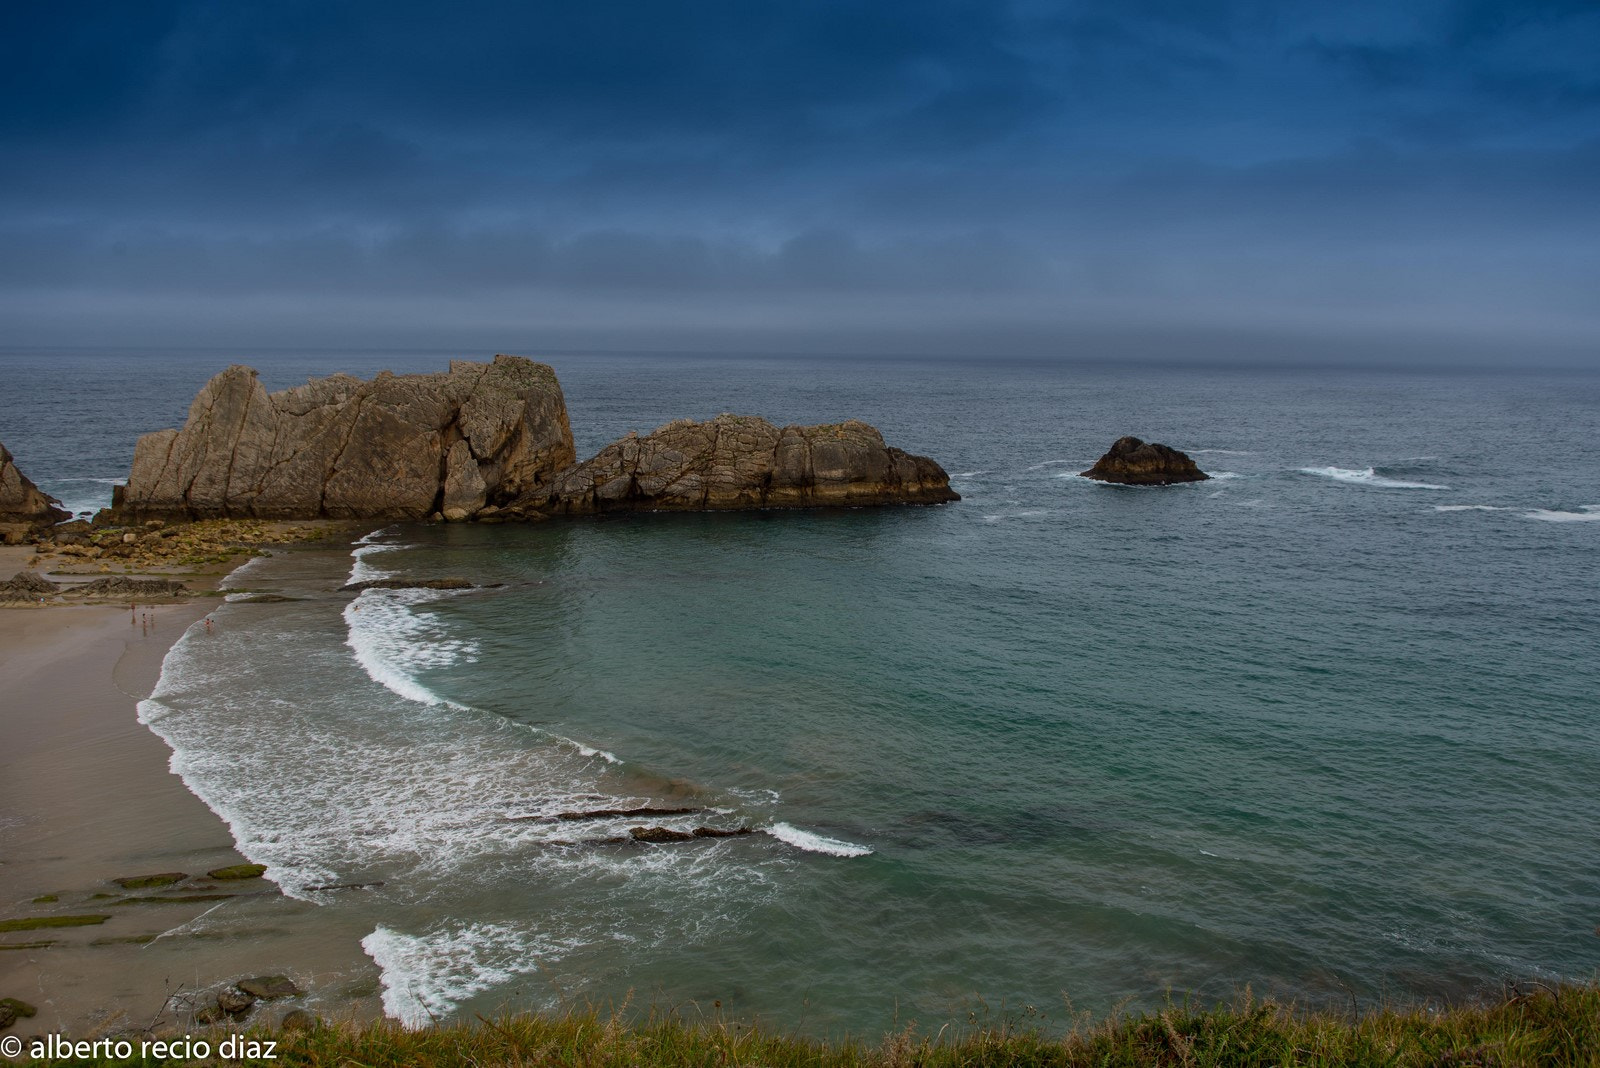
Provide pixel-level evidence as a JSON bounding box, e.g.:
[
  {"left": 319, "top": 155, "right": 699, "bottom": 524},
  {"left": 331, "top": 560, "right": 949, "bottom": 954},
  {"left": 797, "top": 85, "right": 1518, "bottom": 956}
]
[
  {"left": 519, "top": 414, "right": 958, "bottom": 516},
  {"left": 1080, "top": 437, "right": 1209, "bottom": 486},
  {"left": 0, "top": 441, "right": 68, "bottom": 541},
  {"left": 119, "top": 356, "right": 575, "bottom": 521},
  {"left": 217, "top": 988, "right": 257, "bottom": 1017},
  {"left": 237, "top": 975, "right": 300, "bottom": 999}
]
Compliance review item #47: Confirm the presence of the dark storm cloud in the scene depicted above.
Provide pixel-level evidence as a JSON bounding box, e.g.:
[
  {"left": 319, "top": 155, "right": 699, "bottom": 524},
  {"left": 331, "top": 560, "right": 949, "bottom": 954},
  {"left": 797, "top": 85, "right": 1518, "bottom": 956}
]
[{"left": 2, "top": 1, "right": 1597, "bottom": 362}]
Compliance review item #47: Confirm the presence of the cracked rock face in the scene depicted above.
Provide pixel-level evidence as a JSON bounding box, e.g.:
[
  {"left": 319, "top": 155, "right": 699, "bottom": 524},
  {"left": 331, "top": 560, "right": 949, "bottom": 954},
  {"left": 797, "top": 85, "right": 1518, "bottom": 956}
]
[
  {"left": 0, "top": 440, "right": 69, "bottom": 536},
  {"left": 1080, "top": 436, "right": 1209, "bottom": 485},
  {"left": 519, "top": 413, "right": 959, "bottom": 515},
  {"left": 119, "top": 356, "right": 576, "bottom": 520}
]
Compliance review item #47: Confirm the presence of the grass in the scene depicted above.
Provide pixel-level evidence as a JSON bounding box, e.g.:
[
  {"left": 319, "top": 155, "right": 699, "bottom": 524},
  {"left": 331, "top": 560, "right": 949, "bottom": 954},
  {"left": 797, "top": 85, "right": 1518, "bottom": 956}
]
[
  {"left": 0, "top": 914, "right": 109, "bottom": 932},
  {"left": 29, "top": 983, "right": 1600, "bottom": 1067}
]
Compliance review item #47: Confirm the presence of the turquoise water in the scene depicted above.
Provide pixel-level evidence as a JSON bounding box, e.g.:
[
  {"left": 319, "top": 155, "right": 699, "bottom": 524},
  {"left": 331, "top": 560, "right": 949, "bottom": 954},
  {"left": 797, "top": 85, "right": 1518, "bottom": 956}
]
[{"left": 4, "top": 352, "right": 1599, "bottom": 1034}]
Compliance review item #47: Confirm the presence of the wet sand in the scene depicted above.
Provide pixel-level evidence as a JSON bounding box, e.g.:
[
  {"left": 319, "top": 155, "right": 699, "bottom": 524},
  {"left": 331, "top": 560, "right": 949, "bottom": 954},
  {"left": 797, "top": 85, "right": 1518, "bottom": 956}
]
[{"left": 0, "top": 563, "right": 382, "bottom": 1039}]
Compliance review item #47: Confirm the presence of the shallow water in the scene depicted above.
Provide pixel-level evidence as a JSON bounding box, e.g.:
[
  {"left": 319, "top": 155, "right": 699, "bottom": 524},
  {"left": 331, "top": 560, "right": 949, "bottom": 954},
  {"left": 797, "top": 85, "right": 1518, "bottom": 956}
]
[{"left": 5, "top": 351, "right": 1599, "bottom": 1036}]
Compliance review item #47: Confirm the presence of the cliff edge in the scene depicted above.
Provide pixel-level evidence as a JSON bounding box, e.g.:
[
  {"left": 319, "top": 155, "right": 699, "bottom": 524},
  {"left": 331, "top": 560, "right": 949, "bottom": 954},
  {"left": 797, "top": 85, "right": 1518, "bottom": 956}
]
[{"left": 0, "top": 441, "right": 70, "bottom": 541}]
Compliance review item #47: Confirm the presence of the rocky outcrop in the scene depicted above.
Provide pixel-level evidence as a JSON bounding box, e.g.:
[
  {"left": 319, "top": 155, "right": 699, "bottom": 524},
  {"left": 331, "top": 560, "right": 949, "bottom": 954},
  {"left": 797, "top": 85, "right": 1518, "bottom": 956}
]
[
  {"left": 119, "top": 356, "right": 575, "bottom": 521},
  {"left": 1080, "top": 437, "right": 1209, "bottom": 486},
  {"left": 0, "top": 571, "right": 58, "bottom": 603},
  {"left": 0, "top": 441, "right": 68, "bottom": 541},
  {"left": 518, "top": 414, "right": 958, "bottom": 516}
]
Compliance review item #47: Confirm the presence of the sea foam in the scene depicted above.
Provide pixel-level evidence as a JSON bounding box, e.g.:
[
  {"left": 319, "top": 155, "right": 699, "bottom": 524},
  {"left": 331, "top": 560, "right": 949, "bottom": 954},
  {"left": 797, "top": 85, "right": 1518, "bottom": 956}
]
[
  {"left": 766, "top": 822, "right": 874, "bottom": 857},
  {"left": 1523, "top": 506, "right": 1600, "bottom": 523},
  {"left": 362, "top": 922, "right": 570, "bottom": 1028},
  {"left": 1299, "top": 466, "right": 1449, "bottom": 490}
]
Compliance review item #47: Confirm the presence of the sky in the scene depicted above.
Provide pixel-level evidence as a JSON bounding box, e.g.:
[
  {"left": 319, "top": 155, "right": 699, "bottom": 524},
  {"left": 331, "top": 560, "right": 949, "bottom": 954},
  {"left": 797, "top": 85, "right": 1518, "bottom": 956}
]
[{"left": 2, "top": 1, "right": 1597, "bottom": 365}]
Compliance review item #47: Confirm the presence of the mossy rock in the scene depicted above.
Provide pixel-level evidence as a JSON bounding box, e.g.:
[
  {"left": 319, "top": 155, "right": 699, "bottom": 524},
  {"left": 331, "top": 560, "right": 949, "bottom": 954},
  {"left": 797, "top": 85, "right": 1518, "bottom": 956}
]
[
  {"left": 207, "top": 863, "right": 267, "bottom": 880},
  {"left": 0, "top": 940, "right": 56, "bottom": 951},
  {"left": 113, "top": 871, "right": 187, "bottom": 889},
  {"left": 91, "top": 934, "right": 157, "bottom": 946},
  {"left": 0, "top": 914, "right": 110, "bottom": 932},
  {"left": 0, "top": 998, "right": 36, "bottom": 1018},
  {"left": 31, "top": 894, "right": 57, "bottom": 903},
  {"left": 112, "top": 893, "right": 235, "bottom": 905}
]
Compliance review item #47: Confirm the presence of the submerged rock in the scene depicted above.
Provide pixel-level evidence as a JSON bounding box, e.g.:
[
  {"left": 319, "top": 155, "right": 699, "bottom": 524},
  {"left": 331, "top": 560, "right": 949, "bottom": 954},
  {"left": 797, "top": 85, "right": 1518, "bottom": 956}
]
[
  {"left": 552, "top": 806, "right": 703, "bottom": 822},
  {"left": 520, "top": 414, "right": 958, "bottom": 515},
  {"left": 207, "top": 864, "right": 268, "bottom": 881},
  {"left": 280, "top": 1008, "right": 320, "bottom": 1032},
  {"left": 119, "top": 356, "right": 575, "bottom": 521},
  {"left": 1080, "top": 437, "right": 1209, "bottom": 486},
  {"left": 339, "top": 577, "right": 481, "bottom": 592},
  {"left": 113, "top": 872, "right": 187, "bottom": 890}
]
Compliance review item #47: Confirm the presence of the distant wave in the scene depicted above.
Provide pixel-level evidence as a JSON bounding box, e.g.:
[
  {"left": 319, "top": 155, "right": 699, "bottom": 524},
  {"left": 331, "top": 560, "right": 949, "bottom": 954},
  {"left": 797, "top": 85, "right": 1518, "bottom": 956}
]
[
  {"left": 1434, "top": 505, "right": 1512, "bottom": 512},
  {"left": 981, "top": 510, "right": 1050, "bottom": 522},
  {"left": 1523, "top": 506, "right": 1600, "bottom": 523},
  {"left": 1192, "top": 449, "right": 1253, "bottom": 456},
  {"left": 1299, "top": 466, "right": 1449, "bottom": 490},
  {"left": 766, "top": 822, "right": 873, "bottom": 857}
]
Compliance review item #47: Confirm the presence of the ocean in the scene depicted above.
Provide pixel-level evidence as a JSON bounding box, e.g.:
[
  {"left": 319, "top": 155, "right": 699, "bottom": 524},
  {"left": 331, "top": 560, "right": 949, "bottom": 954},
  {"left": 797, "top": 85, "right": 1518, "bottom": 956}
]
[{"left": 3, "top": 349, "right": 1597, "bottom": 1036}]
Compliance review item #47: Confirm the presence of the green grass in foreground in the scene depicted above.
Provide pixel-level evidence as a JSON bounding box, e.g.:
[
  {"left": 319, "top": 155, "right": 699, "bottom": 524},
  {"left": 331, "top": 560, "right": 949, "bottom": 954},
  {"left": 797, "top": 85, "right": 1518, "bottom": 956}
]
[{"left": 24, "top": 983, "right": 1600, "bottom": 1067}]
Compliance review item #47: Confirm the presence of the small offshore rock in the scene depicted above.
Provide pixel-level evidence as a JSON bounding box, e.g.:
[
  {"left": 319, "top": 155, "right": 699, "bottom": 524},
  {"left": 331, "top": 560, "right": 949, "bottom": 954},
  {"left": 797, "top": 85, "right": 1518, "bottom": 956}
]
[
  {"left": 691, "top": 826, "right": 755, "bottom": 839},
  {"left": 114, "top": 872, "right": 187, "bottom": 890},
  {"left": 1080, "top": 436, "right": 1209, "bottom": 486},
  {"left": 206, "top": 864, "right": 268, "bottom": 880},
  {"left": 237, "top": 975, "right": 300, "bottom": 999}
]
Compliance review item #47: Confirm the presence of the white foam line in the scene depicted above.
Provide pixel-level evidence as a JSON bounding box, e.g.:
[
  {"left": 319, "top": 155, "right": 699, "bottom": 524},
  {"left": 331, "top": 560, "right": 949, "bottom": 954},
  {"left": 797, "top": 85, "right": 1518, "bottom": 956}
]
[
  {"left": 1299, "top": 466, "right": 1449, "bottom": 490},
  {"left": 572, "top": 741, "right": 622, "bottom": 764},
  {"left": 1434, "top": 505, "right": 1512, "bottom": 512},
  {"left": 1523, "top": 506, "right": 1600, "bottom": 523},
  {"left": 766, "top": 822, "right": 873, "bottom": 857}
]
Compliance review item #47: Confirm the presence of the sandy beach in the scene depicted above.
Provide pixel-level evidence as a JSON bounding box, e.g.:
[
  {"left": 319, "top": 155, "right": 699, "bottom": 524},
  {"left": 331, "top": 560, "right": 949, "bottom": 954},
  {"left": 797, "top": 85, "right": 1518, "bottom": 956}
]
[{"left": 0, "top": 545, "right": 382, "bottom": 1040}]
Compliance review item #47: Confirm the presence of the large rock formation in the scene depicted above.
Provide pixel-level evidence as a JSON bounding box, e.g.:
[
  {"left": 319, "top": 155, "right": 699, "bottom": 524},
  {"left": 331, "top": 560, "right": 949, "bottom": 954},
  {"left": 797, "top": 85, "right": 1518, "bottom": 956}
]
[
  {"left": 119, "top": 356, "right": 575, "bottom": 520},
  {"left": 1080, "top": 436, "right": 1209, "bottom": 485},
  {"left": 0, "top": 441, "right": 69, "bottom": 542},
  {"left": 517, "top": 413, "right": 958, "bottom": 515}
]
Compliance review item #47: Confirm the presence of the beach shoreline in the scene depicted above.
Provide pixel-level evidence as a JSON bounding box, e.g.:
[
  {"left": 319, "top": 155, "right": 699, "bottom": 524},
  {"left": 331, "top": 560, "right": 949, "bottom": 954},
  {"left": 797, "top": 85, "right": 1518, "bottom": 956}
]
[{"left": 0, "top": 534, "right": 382, "bottom": 1040}]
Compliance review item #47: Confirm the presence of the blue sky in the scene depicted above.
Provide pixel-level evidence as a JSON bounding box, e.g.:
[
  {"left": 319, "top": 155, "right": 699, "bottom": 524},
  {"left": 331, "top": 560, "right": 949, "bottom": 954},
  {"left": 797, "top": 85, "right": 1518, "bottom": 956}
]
[{"left": 3, "top": 1, "right": 1597, "bottom": 363}]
